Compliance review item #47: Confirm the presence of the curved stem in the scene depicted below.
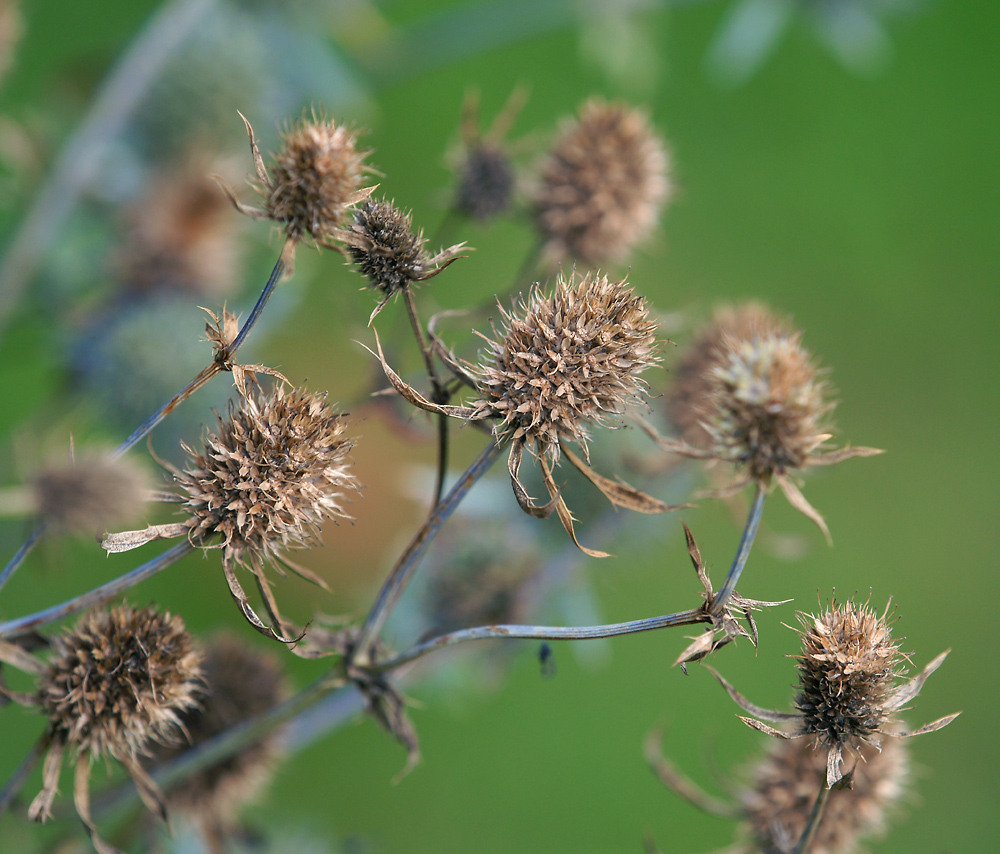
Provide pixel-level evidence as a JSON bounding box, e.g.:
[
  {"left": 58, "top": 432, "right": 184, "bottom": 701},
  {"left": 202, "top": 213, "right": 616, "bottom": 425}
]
[
  {"left": 0, "top": 523, "right": 45, "bottom": 594},
  {"left": 709, "top": 482, "right": 766, "bottom": 617},
  {"left": 369, "top": 608, "right": 708, "bottom": 673},
  {"left": 0, "top": 540, "right": 194, "bottom": 639},
  {"left": 353, "top": 440, "right": 503, "bottom": 663},
  {"left": 226, "top": 253, "right": 286, "bottom": 355},
  {"left": 792, "top": 778, "right": 832, "bottom": 854}
]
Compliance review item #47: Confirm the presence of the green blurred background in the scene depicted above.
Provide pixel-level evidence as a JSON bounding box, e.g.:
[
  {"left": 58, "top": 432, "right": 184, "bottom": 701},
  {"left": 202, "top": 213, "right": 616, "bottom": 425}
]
[{"left": 0, "top": 0, "right": 997, "bottom": 852}]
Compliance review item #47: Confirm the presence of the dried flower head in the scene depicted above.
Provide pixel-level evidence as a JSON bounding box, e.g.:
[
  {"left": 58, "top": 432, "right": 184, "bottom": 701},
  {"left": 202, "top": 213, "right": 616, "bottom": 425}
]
[
  {"left": 31, "top": 451, "right": 148, "bottom": 534},
  {"left": 710, "top": 597, "right": 958, "bottom": 788},
  {"left": 661, "top": 308, "right": 881, "bottom": 539},
  {"left": 738, "top": 725, "right": 908, "bottom": 854},
  {"left": 28, "top": 604, "right": 202, "bottom": 846},
  {"left": 473, "top": 270, "right": 659, "bottom": 461},
  {"left": 150, "top": 633, "right": 290, "bottom": 832},
  {"left": 103, "top": 384, "right": 356, "bottom": 641},
  {"left": 534, "top": 98, "right": 671, "bottom": 265},
  {"left": 340, "top": 198, "right": 465, "bottom": 322},
  {"left": 221, "top": 111, "right": 375, "bottom": 260}
]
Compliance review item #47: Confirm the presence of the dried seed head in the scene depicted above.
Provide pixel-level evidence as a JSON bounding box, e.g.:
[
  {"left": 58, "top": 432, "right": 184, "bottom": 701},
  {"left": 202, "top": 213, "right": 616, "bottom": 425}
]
[
  {"left": 31, "top": 452, "right": 148, "bottom": 534},
  {"left": 739, "top": 734, "right": 908, "bottom": 854},
  {"left": 177, "top": 385, "right": 356, "bottom": 574},
  {"left": 706, "top": 328, "right": 829, "bottom": 482},
  {"left": 472, "top": 271, "right": 659, "bottom": 460},
  {"left": 457, "top": 142, "right": 515, "bottom": 220},
  {"left": 151, "top": 633, "right": 289, "bottom": 828},
  {"left": 241, "top": 113, "right": 373, "bottom": 246},
  {"left": 534, "top": 99, "right": 671, "bottom": 265},
  {"left": 117, "top": 161, "right": 241, "bottom": 297},
  {"left": 38, "top": 604, "right": 202, "bottom": 762},
  {"left": 341, "top": 199, "right": 464, "bottom": 307},
  {"left": 794, "top": 600, "right": 901, "bottom": 751},
  {"left": 666, "top": 304, "right": 788, "bottom": 451}
]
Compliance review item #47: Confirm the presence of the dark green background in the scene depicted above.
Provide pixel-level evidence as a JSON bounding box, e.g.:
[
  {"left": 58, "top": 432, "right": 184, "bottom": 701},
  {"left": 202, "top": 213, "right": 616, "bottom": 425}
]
[{"left": 0, "top": 1, "right": 996, "bottom": 852}]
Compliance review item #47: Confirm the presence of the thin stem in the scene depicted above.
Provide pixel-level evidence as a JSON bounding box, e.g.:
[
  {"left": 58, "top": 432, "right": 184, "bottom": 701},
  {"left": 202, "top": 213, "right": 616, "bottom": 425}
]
[
  {"left": 0, "top": 523, "right": 45, "bottom": 594},
  {"left": 709, "top": 482, "right": 766, "bottom": 617},
  {"left": 368, "top": 608, "right": 708, "bottom": 674},
  {"left": 353, "top": 440, "right": 503, "bottom": 663},
  {"left": 0, "top": 540, "right": 193, "bottom": 639},
  {"left": 112, "top": 254, "right": 285, "bottom": 459},
  {"left": 792, "top": 779, "right": 832, "bottom": 854}
]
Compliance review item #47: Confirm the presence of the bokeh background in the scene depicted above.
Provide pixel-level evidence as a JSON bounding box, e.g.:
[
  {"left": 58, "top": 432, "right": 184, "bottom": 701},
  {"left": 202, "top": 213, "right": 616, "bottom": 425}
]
[{"left": 0, "top": 0, "right": 996, "bottom": 852}]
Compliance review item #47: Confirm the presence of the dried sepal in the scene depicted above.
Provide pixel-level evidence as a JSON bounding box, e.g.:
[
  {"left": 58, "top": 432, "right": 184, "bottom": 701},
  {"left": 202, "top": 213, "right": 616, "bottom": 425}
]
[{"left": 561, "top": 443, "right": 689, "bottom": 514}]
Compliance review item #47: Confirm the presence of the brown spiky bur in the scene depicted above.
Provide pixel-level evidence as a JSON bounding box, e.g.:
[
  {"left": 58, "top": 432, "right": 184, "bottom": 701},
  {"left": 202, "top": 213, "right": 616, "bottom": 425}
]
[
  {"left": 658, "top": 306, "right": 882, "bottom": 541},
  {"left": 27, "top": 604, "right": 202, "bottom": 852},
  {"left": 534, "top": 98, "right": 671, "bottom": 266},
  {"left": 707, "top": 598, "right": 959, "bottom": 788},
  {"left": 366, "top": 270, "right": 685, "bottom": 554},
  {"left": 340, "top": 198, "right": 465, "bottom": 322},
  {"left": 30, "top": 450, "right": 149, "bottom": 535},
  {"left": 218, "top": 111, "right": 375, "bottom": 265},
  {"left": 147, "top": 633, "right": 290, "bottom": 837},
  {"left": 103, "top": 384, "right": 357, "bottom": 643},
  {"left": 451, "top": 87, "right": 527, "bottom": 221}
]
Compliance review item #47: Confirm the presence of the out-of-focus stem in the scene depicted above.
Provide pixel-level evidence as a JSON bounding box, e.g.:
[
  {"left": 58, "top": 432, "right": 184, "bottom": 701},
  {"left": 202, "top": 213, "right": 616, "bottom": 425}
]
[
  {"left": 352, "top": 440, "right": 503, "bottom": 664},
  {"left": 708, "top": 482, "right": 766, "bottom": 617},
  {"left": 0, "top": 523, "right": 45, "bottom": 594},
  {"left": 0, "top": 540, "right": 193, "bottom": 639}
]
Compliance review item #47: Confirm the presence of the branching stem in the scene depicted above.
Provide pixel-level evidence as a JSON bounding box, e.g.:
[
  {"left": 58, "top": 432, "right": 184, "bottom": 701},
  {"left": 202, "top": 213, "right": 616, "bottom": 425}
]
[{"left": 709, "top": 482, "right": 766, "bottom": 617}]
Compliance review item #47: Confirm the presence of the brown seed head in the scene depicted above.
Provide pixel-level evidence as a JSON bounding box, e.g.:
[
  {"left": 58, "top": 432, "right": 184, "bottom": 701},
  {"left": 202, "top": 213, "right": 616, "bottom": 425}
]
[
  {"left": 472, "top": 271, "right": 659, "bottom": 460},
  {"left": 257, "top": 114, "right": 372, "bottom": 244},
  {"left": 38, "top": 604, "right": 202, "bottom": 762},
  {"left": 177, "top": 385, "right": 356, "bottom": 573},
  {"left": 341, "top": 199, "right": 464, "bottom": 300},
  {"left": 31, "top": 452, "right": 148, "bottom": 534},
  {"left": 667, "top": 304, "right": 789, "bottom": 451},
  {"left": 457, "top": 142, "right": 515, "bottom": 220},
  {"left": 534, "top": 99, "right": 671, "bottom": 265},
  {"left": 151, "top": 633, "right": 290, "bottom": 827},
  {"left": 705, "top": 328, "right": 829, "bottom": 482},
  {"left": 739, "top": 734, "right": 908, "bottom": 854},
  {"left": 794, "top": 600, "right": 901, "bottom": 751}
]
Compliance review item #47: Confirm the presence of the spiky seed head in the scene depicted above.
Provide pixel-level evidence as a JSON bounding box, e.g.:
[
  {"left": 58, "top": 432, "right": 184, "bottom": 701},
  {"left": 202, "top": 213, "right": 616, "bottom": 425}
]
[
  {"left": 472, "top": 271, "right": 659, "bottom": 460},
  {"left": 31, "top": 452, "right": 148, "bottom": 534},
  {"left": 666, "top": 304, "right": 788, "bottom": 451},
  {"left": 177, "top": 385, "right": 356, "bottom": 573},
  {"left": 794, "top": 600, "right": 901, "bottom": 751},
  {"left": 341, "top": 199, "right": 463, "bottom": 298},
  {"left": 739, "top": 734, "right": 908, "bottom": 854},
  {"left": 705, "top": 328, "right": 830, "bottom": 482},
  {"left": 259, "top": 115, "right": 371, "bottom": 244},
  {"left": 456, "top": 142, "right": 515, "bottom": 220},
  {"left": 38, "top": 604, "right": 202, "bottom": 762},
  {"left": 534, "top": 99, "right": 671, "bottom": 265},
  {"left": 151, "top": 633, "right": 289, "bottom": 826}
]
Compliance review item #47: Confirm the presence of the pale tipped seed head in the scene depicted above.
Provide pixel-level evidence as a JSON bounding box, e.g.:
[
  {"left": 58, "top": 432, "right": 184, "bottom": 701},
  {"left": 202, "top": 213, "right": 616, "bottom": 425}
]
[
  {"left": 151, "top": 633, "right": 290, "bottom": 827},
  {"left": 705, "top": 328, "right": 830, "bottom": 482},
  {"left": 341, "top": 199, "right": 464, "bottom": 299},
  {"left": 177, "top": 385, "right": 356, "bottom": 573},
  {"left": 38, "top": 604, "right": 202, "bottom": 762},
  {"left": 739, "top": 734, "right": 908, "bottom": 854},
  {"left": 258, "top": 115, "right": 371, "bottom": 244},
  {"left": 472, "top": 271, "right": 659, "bottom": 460},
  {"left": 794, "top": 600, "right": 901, "bottom": 751},
  {"left": 534, "top": 99, "right": 671, "bottom": 265},
  {"left": 666, "top": 304, "right": 789, "bottom": 451}
]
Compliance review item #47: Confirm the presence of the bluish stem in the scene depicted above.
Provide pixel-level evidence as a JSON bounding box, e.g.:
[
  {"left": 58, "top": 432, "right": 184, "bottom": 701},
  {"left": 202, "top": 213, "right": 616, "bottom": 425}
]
[
  {"left": 709, "top": 482, "right": 766, "bottom": 617},
  {"left": 0, "top": 523, "right": 45, "bottom": 594},
  {"left": 0, "top": 540, "right": 194, "bottom": 639},
  {"left": 353, "top": 440, "right": 503, "bottom": 662}
]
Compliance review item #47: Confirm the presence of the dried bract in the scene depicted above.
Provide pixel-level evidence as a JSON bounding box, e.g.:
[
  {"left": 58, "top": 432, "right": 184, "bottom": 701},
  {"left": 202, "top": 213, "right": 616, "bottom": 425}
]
[
  {"left": 29, "top": 604, "right": 201, "bottom": 851},
  {"left": 534, "top": 99, "right": 671, "bottom": 265},
  {"left": 340, "top": 199, "right": 464, "bottom": 321},
  {"left": 221, "top": 112, "right": 375, "bottom": 257}
]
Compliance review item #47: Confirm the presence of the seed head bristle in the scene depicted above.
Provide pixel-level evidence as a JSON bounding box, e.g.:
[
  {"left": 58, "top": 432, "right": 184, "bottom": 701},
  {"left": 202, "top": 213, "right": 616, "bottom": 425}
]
[
  {"left": 534, "top": 99, "right": 671, "bottom": 265},
  {"left": 472, "top": 270, "right": 659, "bottom": 461},
  {"left": 177, "top": 385, "right": 356, "bottom": 574}
]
